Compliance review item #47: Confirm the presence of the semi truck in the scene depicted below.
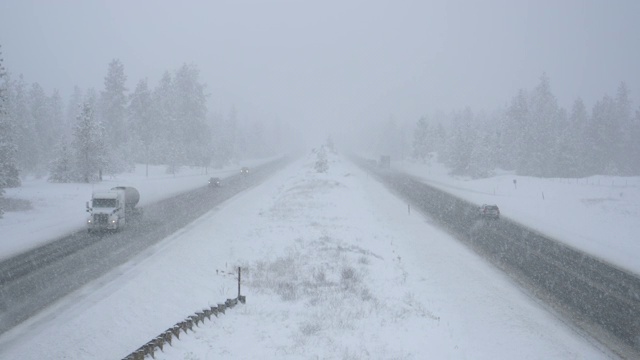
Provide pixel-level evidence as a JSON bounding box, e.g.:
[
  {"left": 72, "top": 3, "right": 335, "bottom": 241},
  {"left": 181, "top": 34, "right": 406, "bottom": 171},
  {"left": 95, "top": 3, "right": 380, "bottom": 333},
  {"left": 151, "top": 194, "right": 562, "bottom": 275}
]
[{"left": 86, "top": 186, "right": 141, "bottom": 233}]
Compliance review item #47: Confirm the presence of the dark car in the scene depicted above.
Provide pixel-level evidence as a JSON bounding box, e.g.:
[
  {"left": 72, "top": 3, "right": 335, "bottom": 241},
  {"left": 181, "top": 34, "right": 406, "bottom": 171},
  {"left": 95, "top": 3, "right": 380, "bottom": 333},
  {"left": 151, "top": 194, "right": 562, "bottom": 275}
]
[
  {"left": 208, "top": 177, "right": 221, "bottom": 187},
  {"left": 240, "top": 167, "right": 250, "bottom": 175},
  {"left": 478, "top": 204, "right": 500, "bottom": 219}
]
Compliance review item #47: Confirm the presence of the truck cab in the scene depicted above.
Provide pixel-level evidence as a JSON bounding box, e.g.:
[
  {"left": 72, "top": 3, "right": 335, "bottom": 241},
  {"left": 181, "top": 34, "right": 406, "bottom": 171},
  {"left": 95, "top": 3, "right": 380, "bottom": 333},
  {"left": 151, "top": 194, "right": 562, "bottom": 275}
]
[{"left": 86, "top": 190, "right": 125, "bottom": 232}]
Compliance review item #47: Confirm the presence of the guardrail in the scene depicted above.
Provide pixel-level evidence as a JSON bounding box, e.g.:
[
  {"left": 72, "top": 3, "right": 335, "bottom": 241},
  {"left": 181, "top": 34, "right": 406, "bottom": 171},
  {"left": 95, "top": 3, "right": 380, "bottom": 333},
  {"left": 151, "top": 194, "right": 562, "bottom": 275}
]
[{"left": 122, "top": 268, "right": 246, "bottom": 360}]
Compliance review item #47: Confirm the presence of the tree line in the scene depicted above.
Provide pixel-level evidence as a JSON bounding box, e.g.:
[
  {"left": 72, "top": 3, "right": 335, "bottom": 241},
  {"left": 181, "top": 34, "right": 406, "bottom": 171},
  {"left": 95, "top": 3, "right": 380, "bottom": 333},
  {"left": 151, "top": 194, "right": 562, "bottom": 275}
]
[
  {"left": 0, "top": 49, "right": 293, "bottom": 182},
  {"left": 375, "top": 73, "right": 639, "bottom": 178},
  {"left": 0, "top": 46, "right": 295, "bottom": 216}
]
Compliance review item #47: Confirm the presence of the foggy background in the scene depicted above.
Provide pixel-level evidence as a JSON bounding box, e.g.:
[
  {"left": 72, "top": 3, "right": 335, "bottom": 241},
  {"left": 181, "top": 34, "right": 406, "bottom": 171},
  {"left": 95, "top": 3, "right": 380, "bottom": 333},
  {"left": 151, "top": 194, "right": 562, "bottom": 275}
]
[{"left": 1, "top": 0, "right": 639, "bottom": 174}]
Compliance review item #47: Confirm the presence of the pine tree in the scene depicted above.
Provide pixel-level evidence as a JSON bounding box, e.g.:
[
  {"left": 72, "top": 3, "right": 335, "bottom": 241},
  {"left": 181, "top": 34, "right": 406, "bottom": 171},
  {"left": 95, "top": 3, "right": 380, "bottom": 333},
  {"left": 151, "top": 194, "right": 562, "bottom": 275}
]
[
  {"left": 565, "top": 98, "right": 588, "bottom": 176},
  {"left": 66, "top": 86, "right": 83, "bottom": 139},
  {"left": 48, "top": 141, "right": 74, "bottom": 182},
  {"left": 27, "top": 82, "right": 49, "bottom": 175},
  {"left": 614, "top": 82, "right": 633, "bottom": 174},
  {"left": 100, "top": 59, "right": 130, "bottom": 174},
  {"left": 173, "top": 63, "right": 208, "bottom": 166},
  {"left": 226, "top": 106, "right": 239, "bottom": 161},
  {"left": 446, "top": 108, "right": 475, "bottom": 175},
  {"left": 0, "top": 47, "right": 20, "bottom": 187},
  {"left": 551, "top": 108, "right": 574, "bottom": 177},
  {"left": 632, "top": 107, "right": 640, "bottom": 174},
  {"left": 503, "top": 89, "right": 529, "bottom": 172},
  {"left": 315, "top": 146, "right": 329, "bottom": 173},
  {"left": 433, "top": 122, "right": 446, "bottom": 160},
  {"left": 0, "top": 46, "right": 5, "bottom": 217},
  {"left": 468, "top": 130, "right": 494, "bottom": 178},
  {"left": 84, "top": 88, "right": 98, "bottom": 114},
  {"left": 587, "top": 95, "right": 617, "bottom": 174},
  {"left": 151, "top": 71, "right": 175, "bottom": 166},
  {"left": 0, "top": 45, "right": 21, "bottom": 217},
  {"left": 72, "top": 103, "right": 106, "bottom": 183},
  {"left": 129, "top": 78, "right": 154, "bottom": 175},
  {"left": 11, "top": 75, "right": 31, "bottom": 175},
  {"left": 48, "top": 89, "right": 65, "bottom": 141},
  {"left": 525, "top": 73, "right": 562, "bottom": 177},
  {"left": 412, "top": 117, "right": 430, "bottom": 163},
  {"left": 100, "top": 59, "right": 128, "bottom": 145}
]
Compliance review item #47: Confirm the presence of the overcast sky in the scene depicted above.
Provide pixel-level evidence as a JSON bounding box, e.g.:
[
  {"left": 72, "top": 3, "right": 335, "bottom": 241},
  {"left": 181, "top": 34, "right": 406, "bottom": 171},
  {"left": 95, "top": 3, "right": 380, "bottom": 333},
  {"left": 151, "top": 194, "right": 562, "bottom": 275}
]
[{"left": 1, "top": 0, "right": 639, "bottom": 141}]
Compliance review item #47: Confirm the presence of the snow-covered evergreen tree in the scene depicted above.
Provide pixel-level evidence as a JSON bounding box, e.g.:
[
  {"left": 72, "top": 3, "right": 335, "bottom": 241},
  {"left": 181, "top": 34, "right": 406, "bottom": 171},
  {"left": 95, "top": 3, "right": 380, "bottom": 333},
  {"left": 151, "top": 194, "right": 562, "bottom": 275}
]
[
  {"left": 172, "top": 63, "right": 209, "bottom": 167},
  {"left": 586, "top": 95, "right": 617, "bottom": 175},
  {"left": 433, "top": 121, "right": 447, "bottom": 159},
  {"left": 563, "top": 98, "right": 589, "bottom": 177},
  {"left": 445, "top": 108, "right": 475, "bottom": 175},
  {"left": 412, "top": 117, "right": 431, "bottom": 163},
  {"left": 502, "top": 89, "right": 529, "bottom": 171},
  {"left": 0, "top": 47, "right": 20, "bottom": 191},
  {"left": 523, "top": 73, "right": 561, "bottom": 177},
  {"left": 27, "top": 82, "right": 50, "bottom": 176},
  {"left": 72, "top": 103, "right": 106, "bottom": 183},
  {"left": 10, "top": 75, "right": 32, "bottom": 176},
  {"left": 66, "top": 86, "right": 83, "bottom": 138},
  {"left": 48, "top": 141, "right": 74, "bottom": 182},
  {"left": 100, "top": 59, "right": 128, "bottom": 145},
  {"left": 632, "top": 107, "right": 640, "bottom": 174},
  {"left": 48, "top": 89, "right": 65, "bottom": 140},
  {"left": 315, "top": 146, "right": 329, "bottom": 173},
  {"left": 84, "top": 88, "right": 99, "bottom": 114},
  {"left": 614, "top": 82, "right": 633, "bottom": 174},
  {"left": 151, "top": 71, "right": 175, "bottom": 166},
  {"left": 0, "top": 45, "right": 21, "bottom": 217},
  {"left": 468, "top": 130, "right": 495, "bottom": 178},
  {"left": 129, "top": 78, "right": 154, "bottom": 175}
]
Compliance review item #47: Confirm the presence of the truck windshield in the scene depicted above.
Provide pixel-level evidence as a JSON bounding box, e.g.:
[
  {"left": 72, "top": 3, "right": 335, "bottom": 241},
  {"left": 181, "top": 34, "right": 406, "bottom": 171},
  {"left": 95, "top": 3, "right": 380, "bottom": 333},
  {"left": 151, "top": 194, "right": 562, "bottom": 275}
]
[{"left": 93, "top": 199, "right": 117, "bottom": 208}]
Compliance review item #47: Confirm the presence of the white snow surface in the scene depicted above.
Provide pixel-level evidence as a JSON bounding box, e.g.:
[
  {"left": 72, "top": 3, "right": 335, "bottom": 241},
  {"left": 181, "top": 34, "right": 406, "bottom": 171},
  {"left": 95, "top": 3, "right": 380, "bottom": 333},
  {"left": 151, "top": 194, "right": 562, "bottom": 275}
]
[
  {"left": 0, "top": 152, "right": 611, "bottom": 359},
  {"left": 394, "top": 158, "right": 640, "bottom": 277},
  {"left": 0, "top": 159, "right": 270, "bottom": 261}
]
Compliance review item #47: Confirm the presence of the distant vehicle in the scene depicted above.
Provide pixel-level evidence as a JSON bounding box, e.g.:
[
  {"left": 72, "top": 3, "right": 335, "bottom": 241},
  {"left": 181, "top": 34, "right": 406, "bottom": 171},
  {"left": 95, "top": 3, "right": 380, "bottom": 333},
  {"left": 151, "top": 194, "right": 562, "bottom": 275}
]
[
  {"left": 478, "top": 204, "right": 500, "bottom": 219},
  {"left": 208, "top": 177, "right": 221, "bottom": 187},
  {"left": 86, "top": 186, "right": 142, "bottom": 233},
  {"left": 240, "top": 167, "right": 250, "bottom": 175}
]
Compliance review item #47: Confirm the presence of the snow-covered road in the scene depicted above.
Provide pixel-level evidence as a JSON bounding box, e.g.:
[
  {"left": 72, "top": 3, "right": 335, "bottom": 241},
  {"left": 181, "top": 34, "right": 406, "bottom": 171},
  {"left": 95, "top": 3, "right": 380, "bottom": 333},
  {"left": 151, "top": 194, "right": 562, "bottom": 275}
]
[
  {"left": 0, "top": 151, "right": 610, "bottom": 359},
  {"left": 395, "top": 159, "right": 640, "bottom": 277}
]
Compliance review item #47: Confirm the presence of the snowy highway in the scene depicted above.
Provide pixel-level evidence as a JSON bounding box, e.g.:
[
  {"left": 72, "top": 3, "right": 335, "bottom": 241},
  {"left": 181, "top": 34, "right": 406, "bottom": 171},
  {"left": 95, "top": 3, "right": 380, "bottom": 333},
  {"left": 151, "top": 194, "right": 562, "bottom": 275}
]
[
  {"left": 357, "top": 159, "right": 640, "bottom": 358},
  {"left": 1, "top": 155, "right": 638, "bottom": 358},
  {"left": 0, "top": 158, "right": 289, "bottom": 336},
  {"left": 0, "top": 153, "right": 624, "bottom": 359},
  {"left": 2, "top": 2, "right": 639, "bottom": 359}
]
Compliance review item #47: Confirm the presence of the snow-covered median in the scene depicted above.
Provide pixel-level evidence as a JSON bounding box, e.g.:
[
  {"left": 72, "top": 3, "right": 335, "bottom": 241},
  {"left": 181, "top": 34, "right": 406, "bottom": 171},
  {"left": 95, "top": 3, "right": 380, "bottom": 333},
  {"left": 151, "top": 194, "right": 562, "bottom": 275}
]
[{"left": 0, "top": 151, "right": 608, "bottom": 359}]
